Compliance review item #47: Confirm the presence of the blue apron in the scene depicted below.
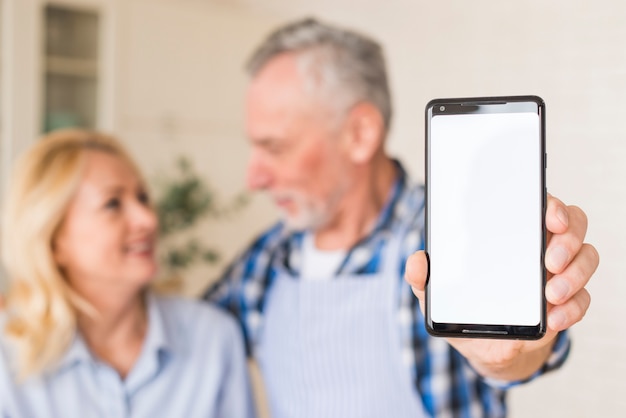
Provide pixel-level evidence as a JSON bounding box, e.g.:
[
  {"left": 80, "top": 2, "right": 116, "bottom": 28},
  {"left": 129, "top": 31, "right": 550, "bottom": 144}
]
[{"left": 256, "top": 233, "right": 427, "bottom": 418}]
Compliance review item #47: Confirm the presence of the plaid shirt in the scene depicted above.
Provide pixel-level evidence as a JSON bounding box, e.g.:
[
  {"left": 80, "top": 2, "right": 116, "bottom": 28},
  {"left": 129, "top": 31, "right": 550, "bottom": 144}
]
[{"left": 204, "top": 160, "right": 570, "bottom": 417}]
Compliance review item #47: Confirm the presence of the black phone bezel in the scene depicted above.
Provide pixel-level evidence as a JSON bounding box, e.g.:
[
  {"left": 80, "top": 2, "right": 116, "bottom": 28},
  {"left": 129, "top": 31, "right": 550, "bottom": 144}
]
[{"left": 424, "top": 95, "right": 547, "bottom": 340}]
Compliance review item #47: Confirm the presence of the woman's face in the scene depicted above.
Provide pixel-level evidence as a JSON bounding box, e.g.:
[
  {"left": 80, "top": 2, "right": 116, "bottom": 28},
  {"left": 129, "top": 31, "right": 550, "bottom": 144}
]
[{"left": 53, "top": 150, "right": 158, "bottom": 293}]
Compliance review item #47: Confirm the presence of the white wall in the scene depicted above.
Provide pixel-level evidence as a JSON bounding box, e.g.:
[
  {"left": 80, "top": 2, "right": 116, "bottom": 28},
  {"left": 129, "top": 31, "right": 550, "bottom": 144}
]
[{"left": 106, "top": 0, "right": 281, "bottom": 295}]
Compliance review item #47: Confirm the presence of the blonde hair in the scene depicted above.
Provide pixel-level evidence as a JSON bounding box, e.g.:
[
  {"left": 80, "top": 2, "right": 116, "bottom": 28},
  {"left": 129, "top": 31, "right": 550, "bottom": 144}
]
[{"left": 1, "top": 128, "right": 143, "bottom": 379}]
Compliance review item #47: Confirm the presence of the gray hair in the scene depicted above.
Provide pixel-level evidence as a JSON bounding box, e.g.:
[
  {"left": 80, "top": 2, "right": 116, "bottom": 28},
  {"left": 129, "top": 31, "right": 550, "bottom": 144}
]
[{"left": 246, "top": 18, "right": 393, "bottom": 132}]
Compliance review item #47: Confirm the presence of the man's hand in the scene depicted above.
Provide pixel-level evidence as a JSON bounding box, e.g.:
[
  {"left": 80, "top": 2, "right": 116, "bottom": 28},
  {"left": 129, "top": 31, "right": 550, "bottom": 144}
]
[{"left": 405, "top": 194, "right": 599, "bottom": 382}]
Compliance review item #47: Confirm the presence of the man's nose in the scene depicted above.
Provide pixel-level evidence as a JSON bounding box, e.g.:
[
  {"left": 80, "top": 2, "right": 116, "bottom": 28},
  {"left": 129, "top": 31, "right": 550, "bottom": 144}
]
[{"left": 246, "top": 154, "right": 273, "bottom": 191}]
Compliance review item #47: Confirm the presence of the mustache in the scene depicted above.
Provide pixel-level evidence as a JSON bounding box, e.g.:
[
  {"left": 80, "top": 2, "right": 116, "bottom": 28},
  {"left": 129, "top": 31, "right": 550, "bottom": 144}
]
[{"left": 271, "top": 190, "right": 306, "bottom": 202}]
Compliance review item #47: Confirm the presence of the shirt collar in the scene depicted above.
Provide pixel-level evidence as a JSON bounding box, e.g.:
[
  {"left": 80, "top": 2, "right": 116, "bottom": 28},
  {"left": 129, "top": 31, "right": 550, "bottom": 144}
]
[
  {"left": 124, "top": 292, "right": 176, "bottom": 393},
  {"left": 55, "top": 292, "right": 176, "bottom": 378},
  {"left": 142, "top": 291, "right": 177, "bottom": 357},
  {"left": 55, "top": 331, "right": 93, "bottom": 374},
  {"left": 364, "top": 159, "right": 408, "bottom": 236}
]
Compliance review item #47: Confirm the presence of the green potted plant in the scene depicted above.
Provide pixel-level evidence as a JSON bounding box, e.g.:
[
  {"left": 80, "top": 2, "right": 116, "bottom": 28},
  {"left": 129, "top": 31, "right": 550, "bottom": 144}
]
[{"left": 152, "top": 156, "right": 247, "bottom": 292}]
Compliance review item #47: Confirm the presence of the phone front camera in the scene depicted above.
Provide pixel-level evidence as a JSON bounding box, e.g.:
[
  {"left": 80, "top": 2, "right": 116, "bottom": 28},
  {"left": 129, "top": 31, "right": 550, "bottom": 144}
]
[{"left": 439, "top": 106, "right": 445, "bottom": 111}]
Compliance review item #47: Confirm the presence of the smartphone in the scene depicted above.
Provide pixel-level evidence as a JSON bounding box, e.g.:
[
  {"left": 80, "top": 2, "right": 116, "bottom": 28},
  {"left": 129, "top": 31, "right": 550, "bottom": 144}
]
[{"left": 425, "top": 95, "right": 546, "bottom": 340}]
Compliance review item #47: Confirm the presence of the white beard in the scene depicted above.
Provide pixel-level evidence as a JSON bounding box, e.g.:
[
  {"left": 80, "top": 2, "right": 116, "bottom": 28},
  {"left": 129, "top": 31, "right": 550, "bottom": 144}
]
[
  {"left": 275, "top": 179, "right": 349, "bottom": 232},
  {"left": 277, "top": 192, "right": 330, "bottom": 232}
]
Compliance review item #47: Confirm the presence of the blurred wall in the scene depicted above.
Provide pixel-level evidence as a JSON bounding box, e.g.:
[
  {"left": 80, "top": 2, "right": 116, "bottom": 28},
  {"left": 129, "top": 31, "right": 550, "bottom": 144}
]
[
  {"left": 111, "top": 0, "right": 281, "bottom": 295},
  {"left": 1, "top": 0, "right": 623, "bottom": 416}
]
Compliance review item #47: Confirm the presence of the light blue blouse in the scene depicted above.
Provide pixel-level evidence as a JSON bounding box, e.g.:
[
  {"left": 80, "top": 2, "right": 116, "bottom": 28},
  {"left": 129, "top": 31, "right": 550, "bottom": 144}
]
[{"left": 0, "top": 294, "right": 255, "bottom": 418}]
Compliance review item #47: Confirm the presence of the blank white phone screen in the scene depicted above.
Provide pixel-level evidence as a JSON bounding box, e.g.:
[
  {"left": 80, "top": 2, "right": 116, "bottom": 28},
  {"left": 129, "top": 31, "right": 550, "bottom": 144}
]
[{"left": 429, "top": 110, "right": 542, "bottom": 326}]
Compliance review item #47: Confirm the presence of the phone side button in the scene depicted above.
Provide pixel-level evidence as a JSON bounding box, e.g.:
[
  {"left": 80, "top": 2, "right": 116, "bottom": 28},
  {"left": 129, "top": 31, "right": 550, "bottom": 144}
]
[{"left": 544, "top": 153, "right": 547, "bottom": 169}]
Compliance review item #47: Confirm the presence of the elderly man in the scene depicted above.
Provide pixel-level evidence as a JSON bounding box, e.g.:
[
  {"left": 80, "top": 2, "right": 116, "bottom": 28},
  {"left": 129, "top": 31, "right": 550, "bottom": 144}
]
[{"left": 205, "top": 18, "right": 598, "bottom": 417}]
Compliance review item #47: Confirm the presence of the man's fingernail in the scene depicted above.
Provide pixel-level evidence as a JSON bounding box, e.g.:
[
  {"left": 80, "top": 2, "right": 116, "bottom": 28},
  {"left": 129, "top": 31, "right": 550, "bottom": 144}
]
[
  {"left": 546, "top": 278, "right": 569, "bottom": 302},
  {"left": 557, "top": 207, "right": 569, "bottom": 227},
  {"left": 547, "top": 246, "right": 568, "bottom": 270},
  {"left": 549, "top": 310, "right": 567, "bottom": 330}
]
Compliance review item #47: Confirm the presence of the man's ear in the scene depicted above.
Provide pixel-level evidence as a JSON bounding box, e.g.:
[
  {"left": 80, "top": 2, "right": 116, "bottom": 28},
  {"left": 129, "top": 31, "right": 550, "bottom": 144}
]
[{"left": 341, "top": 102, "right": 385, "bottom": 164}]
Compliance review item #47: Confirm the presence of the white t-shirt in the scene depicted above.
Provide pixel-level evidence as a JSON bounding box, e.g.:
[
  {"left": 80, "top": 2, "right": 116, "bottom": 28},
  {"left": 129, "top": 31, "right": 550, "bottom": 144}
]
[{"left": 300, "top": 233, "right": 347, "bottom": 279}]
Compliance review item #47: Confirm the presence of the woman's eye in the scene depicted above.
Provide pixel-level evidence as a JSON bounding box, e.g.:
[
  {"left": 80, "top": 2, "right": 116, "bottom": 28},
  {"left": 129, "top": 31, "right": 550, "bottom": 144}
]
[
  {"left": 138, "top": 191, "right": 150, "bottom": 205},
  {"left": 104, "top": 198, "right": 121, "bottom": 210}
]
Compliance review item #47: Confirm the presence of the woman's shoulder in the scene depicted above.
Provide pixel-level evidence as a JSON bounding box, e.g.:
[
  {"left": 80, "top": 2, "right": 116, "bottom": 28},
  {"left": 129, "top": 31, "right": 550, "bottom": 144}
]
[
  {"left": 154, "top": 294, "right": 235, "bottom": 321},
  {"left": 0, "top": 312, "right": 15, "bottom": 361},
  {"left": 152, "top": 294, "right": 241, "bottom": 346},
  {"left": 0, "top": 312, "right": 20, "bottom": 399}
]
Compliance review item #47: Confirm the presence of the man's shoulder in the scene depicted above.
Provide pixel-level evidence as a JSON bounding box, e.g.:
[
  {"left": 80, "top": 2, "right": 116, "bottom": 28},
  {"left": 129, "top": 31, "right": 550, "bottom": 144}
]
[
  {"left": 393, "top": 178, "right": 425, "bottom": 226},
  {"left": 228, "top": 221, "right": 287, "bottom": 268},
  {"left": 246, "top": 221, "right": 286, "bottom": 251},
  {"left": 401, "top": 179, "right": 425, "bottom": 205},
  {"left": 393, "top": 179, "right": 425, "bottom": 255},
  {"left": 204, "top": 222, "right": 287, "bottom": 302}
]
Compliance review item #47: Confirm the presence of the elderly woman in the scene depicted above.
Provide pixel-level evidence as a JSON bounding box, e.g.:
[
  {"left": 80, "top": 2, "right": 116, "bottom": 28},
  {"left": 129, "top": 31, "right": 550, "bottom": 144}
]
[{"left": 0, "top": 129, "right": 255, "bottom": 417}]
